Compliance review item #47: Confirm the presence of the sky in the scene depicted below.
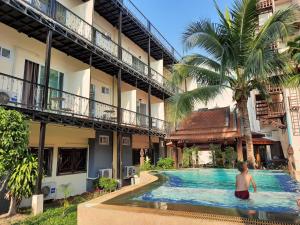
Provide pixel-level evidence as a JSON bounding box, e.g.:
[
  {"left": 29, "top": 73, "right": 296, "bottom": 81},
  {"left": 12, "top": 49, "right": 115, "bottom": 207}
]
[{"left": 131, "top": 0, "right": 234, "bottom": 56}]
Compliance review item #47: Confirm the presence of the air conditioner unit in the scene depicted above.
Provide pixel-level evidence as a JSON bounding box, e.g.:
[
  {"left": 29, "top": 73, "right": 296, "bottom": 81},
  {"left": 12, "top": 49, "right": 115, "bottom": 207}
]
[
  {"left": 123, "top": 166, "right": 136, "bottom": 179},
  {"left": 41, "top": 182, "right": 57, "bottom": 200},
  {"left": 0, "top": 90, "right": 17, "bottom": 104},
  {"left": 98, "top": 169, "right": 112, "bottom": 179}
]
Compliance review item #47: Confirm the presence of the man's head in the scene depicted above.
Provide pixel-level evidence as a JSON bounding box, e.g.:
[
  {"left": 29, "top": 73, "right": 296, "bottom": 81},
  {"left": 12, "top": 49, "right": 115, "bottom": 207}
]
[{"left": 237, "top": 161, "right": 248, "bottom": 173}]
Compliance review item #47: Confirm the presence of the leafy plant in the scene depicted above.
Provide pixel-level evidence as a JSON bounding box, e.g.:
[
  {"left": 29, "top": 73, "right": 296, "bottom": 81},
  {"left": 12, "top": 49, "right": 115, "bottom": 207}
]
[
  {"left": 59, "top": 184, "right": 71, "bottom": 217},
  {"left": 182, "top": 146, "right": 198, "bottom": 168},
  {"left": 98, "top": 177, "right": 118, "bottom": 192},
  {"left": 140, "top": 158, "right": 154, "bottom": 171},
  {"left": 169, "top": 0, "right": 297, "bottom": 168},
  {"left": 156, "top": 157, "right": 174, "bottom": 170},
  {"left": 224, "top": 146, "right": 237, "bottom": 168},
  {"left": 209, "top": 144, "right": 223, "bottom": 167},
  {"left": 0, "top": 107, "right": 38, "bottom": 217}
]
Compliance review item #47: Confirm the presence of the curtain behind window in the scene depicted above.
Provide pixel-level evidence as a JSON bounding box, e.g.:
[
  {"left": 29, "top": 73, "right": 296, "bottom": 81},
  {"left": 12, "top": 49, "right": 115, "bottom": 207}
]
[{"left": 22, "top": 60, "right": 39, "bottom": 108}]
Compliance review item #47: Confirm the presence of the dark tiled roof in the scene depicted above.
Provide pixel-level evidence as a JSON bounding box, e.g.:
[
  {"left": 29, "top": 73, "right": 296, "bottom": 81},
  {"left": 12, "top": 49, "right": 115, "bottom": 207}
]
[{"left": 167, "top": 107, "right": 242, "bottom": 143}]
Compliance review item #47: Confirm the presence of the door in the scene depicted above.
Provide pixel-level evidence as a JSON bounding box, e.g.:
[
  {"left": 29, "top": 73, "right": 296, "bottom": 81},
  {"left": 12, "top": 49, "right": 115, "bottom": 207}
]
[{"left": 39, "top": 66, "right": 64, "bottom": 110}]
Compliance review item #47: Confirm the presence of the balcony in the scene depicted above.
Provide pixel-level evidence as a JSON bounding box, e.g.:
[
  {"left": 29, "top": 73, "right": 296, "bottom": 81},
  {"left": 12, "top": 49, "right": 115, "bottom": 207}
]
[
  {"left": 256, "top": 100, "right": 285, "bottom": 118},
  {"left": 94, "top": 0, "right": 181, "bottom": 65},
  {"left": 257, "top": 0, "right": 273, "bottom": 12},
  {"left": 0, "top": 72, "right": 169, "bottom": 136},
  {"left": 0, "top": 0, "right": 179, "bottom": 99}
]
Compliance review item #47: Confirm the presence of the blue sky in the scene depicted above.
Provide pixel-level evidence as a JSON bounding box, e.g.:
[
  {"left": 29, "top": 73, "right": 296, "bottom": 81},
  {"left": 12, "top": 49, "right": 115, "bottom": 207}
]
[{"left": 131, "top": 0, "right": 234, "bottom": 56}]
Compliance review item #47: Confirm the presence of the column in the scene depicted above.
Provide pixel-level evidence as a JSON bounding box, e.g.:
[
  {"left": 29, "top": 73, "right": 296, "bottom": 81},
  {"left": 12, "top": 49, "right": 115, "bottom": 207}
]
[
  {"left": 115, "top": 7, "right": 123, "bottom": 180},
  {"left": 147, "top": 22, "right": 152, "bottom": 160},
  {"left": 33, "top": 0, "right": 55, "bottom": 216},
  {"left": 266, "top": 145, "right": 272, "bottom": 161}
]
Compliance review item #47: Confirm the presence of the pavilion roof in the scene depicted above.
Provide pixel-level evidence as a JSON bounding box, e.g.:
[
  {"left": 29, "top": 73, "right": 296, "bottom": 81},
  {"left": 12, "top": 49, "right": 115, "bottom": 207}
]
[{"left": 166, "top": 107, "right": 242, "bottom": 143}]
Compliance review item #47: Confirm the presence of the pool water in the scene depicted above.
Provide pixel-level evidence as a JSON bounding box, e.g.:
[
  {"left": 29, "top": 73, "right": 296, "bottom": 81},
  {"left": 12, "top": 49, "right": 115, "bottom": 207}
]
[{"left": 135, "top": 169, "right": 300, "bottom": 213}]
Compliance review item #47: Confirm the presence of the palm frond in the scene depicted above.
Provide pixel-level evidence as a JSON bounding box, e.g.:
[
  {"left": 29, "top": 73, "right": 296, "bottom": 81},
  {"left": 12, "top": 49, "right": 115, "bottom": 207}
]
[
  {"left": 168, "top": 85, "right": 224, "bottom": 121},
  {"left": 182, "top": 20, "right": 225, "bottom": 60},
  {"left": 254, "top": 5, "right": 297, "bottom": 49}
]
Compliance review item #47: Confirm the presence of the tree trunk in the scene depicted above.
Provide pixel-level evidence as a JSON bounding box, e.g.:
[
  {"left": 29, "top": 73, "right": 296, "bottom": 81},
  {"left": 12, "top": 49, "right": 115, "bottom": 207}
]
[
  {"left": 238, "top": 100, "right": 256, "bottom": 168},
  {"left": 8, "top": 196, "right": 17, "bottom": 216},
  {"left": 0, "top": 196, "right": 17, "bottom": 218},
  {"left": 236, "top": 138, "right": 243, "bottom": 162}
]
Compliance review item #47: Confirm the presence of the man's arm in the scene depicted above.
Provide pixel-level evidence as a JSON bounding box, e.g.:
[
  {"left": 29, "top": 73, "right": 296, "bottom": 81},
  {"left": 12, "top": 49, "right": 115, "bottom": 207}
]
[{"left": 250, "top": 175, "right": 257, "bottom": 192}]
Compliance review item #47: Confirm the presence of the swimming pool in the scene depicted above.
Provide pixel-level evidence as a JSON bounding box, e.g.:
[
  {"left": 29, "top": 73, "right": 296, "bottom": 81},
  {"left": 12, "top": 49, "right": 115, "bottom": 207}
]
[
  {"left": 137, "top": 169, "right": 300, "bottom": 213},
  {"left": 105, "top": 169, "right": 300, "bottom": 223}
]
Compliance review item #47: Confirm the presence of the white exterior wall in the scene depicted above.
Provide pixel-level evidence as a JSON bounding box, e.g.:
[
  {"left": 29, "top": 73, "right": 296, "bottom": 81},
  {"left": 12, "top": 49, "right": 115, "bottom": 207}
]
[
  {"left": 0, "top": 23, "right": 90, "bottom": 97},
  {"left": 29, "top": 122, "right": 95, "bottom": 199}
]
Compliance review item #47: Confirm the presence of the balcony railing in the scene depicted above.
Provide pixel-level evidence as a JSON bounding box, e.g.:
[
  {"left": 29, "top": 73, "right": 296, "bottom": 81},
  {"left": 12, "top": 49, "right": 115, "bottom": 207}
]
[
  {"left": 120, "top": 0, "right": 181, "bottom": 61},
  {"left": 257, "top": 0, "right": 273, "bottom": 11},
  {"left": 256, "top": 100, "right": 285, "bottom": 118},
  {"left": 0, "top": 73, "right": 168, "bottom": 133},
  {"left": 120, "top": 108, "right": 149, "bottom": 129},
  {"left": 20, "top": 0, "right": 178, "bottom": 94}
]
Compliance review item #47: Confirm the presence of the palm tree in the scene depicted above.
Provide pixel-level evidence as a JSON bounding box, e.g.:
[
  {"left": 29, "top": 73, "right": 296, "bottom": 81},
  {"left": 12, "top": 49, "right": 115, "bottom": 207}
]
[
  {"left": 170, "top": 0, "right": 297, "bottom": 167},
  {"left": 286, "top": 36, "right": 300, "bottom": 87}
]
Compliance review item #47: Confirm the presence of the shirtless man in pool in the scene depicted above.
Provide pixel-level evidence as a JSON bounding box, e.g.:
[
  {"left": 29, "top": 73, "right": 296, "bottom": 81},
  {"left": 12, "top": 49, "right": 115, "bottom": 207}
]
[{"left": 235, "top": 162, "right": 257, "bottom": 200}]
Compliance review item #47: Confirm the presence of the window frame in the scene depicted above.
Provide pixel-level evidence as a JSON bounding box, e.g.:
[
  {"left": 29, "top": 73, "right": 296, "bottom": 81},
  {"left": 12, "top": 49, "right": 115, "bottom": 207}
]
[
  {"left": 57, "top": 148, "right": 87, "bottom": 176},
  {"left": 122, "top": 137, "right": 131, "bottom": 146},
  {"left": 30, "top": 147, "right": 53, "bottom": 177},
  {"left": 101, "top": 86, "right": 110, "bottom": 95},
  {"left": 99, "top": 135, "right": 110, "bottom": 145},
  {"left": 0, "top": 46, "right": 12, "bottom": 60}
]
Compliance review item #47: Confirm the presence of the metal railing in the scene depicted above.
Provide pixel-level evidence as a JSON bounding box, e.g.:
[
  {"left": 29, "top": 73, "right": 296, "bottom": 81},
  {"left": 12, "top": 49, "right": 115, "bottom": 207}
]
[
  {"left": 256, "top": 100, "right": 285, "bottom": 117},
  {"left": 257, "top": 0, "right": 273, "bottom": 11},
  {"left": 0, "top": 73, "right": 169, "bottom": 133},
  {"left": 152, "top": 117, "right": 169, "bottom": 133},
  {"left": 21, "top": 0, "right": 178, "bottom": 94},
  {"left": 120, "top": 108, "right": 149, "bottom": 129},
  {"left": 120, "top": 0, "right": 181, "bottom": 60}
]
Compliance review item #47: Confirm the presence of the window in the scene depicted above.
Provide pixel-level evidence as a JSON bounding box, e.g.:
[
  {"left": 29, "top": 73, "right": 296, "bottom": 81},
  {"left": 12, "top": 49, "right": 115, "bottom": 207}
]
[
  {"left": 122, "top": 137, "right": 130, "bottom": 146},
  {"left": 99, "top": 135, "right": 109, "bottom": 145},
  {"left": 101, "top": 86, "right": 110, "bottom": 95},
  {"left": 39, "top": 66, "right": 64, "bottom": 102},
  {"left": 30, "top": 147, "right": 53, "bottom": 177},
  {"left": 0, "top": 47, "right": 11, "bottom": 59},
  {"left": 57, "top": 148, "right": 87, "bottom": 175}
]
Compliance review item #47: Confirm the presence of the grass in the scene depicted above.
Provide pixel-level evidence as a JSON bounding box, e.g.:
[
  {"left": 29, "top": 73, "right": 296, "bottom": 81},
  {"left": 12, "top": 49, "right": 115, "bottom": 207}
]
[{"left": 11, "top": 192, "right": 103, "bottom": 225}]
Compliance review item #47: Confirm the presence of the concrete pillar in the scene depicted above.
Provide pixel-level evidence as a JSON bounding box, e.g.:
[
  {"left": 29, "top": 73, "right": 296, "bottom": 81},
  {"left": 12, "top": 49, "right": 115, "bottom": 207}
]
[
  {"left": 140, "top": 149, "right": 145, "bottom": 166},
  {"left": 112, "top": 131, "right": 118, "bottom": 179},
  {"left": 266, "top": 145, "right": 272, "bottom": 161},
  {"left": 32, "top": 194, "right": 43, "bottom": 216}
]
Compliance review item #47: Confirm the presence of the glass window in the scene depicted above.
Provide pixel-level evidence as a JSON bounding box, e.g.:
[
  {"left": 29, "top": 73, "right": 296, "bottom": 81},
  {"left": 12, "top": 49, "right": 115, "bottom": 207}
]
[
  {"left": 39, "top": 66, "right": 64, "bottom": 100},
  {"left": 1, "top": 48, "right": 10, "bottom": 59},
  {"left": 30, "top": 147, "right": 53, "bottom": 177},
  {"left": 57, "top": 148, "right": 87, "bottom": 175},
  {"left": 99, "top": 135, "right": 109, "bottom": 145},
  {"left": 101, "top": 86, "right": 110, "bottom": 95},
  {"left": 122, "top": 137, "right": 130, "bottom": 146}
]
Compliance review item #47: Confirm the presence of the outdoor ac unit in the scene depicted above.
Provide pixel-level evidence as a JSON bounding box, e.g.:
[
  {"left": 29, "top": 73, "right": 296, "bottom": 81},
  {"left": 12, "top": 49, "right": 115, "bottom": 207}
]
[
  {"left": 0, "top": 90, "right": 17, "bottom": 104},
  {"left": 98, "top": 169, "right": 112, "bottom": 179},
  {"left": 123, "top": 166, "right": 136, "bottom": 179},
  {"left": 41, "top": 182, "right": 57, "bottom": 200}
]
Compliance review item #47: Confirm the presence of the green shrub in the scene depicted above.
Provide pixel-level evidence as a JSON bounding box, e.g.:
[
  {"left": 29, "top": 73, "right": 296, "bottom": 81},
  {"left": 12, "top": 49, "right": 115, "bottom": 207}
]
[
  {"left": 98, "top": 177, "right": 118, "bottom": 192},
  {"left": 156, "top": 157, "right": 174, "bottom": 170},
  {"left": 140, "top": 158, "right": 154, "bottom": 171},
  {"left": 182, "top": 146, "right": 199, "bottom": 168}
]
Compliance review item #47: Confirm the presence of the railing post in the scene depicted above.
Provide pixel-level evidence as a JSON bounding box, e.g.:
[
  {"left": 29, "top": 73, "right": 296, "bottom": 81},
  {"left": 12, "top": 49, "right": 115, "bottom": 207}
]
[
  {"left": 147, "top": 32, "right": 153, "bottom": 157},
  {"left": 116, "top": 7, "right": 123, "bottom": 181},
  {"left": 35, "top": 0, "right": 55, "bottom": 196}
]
